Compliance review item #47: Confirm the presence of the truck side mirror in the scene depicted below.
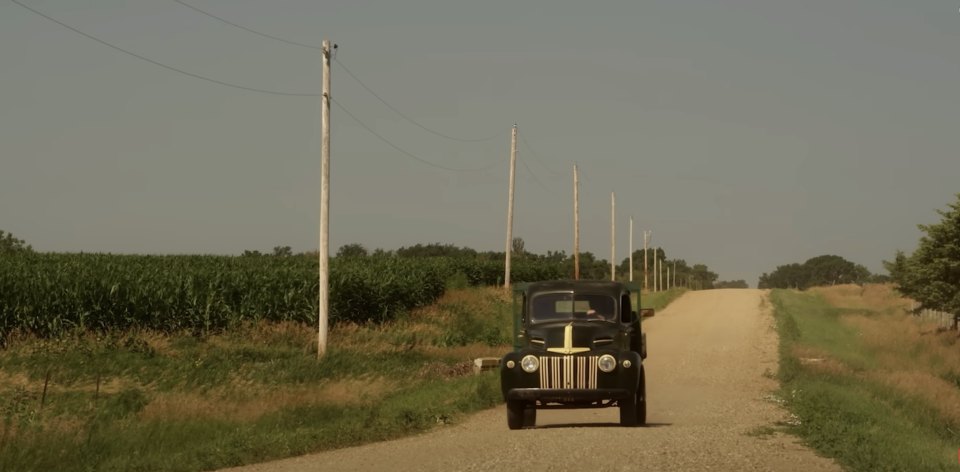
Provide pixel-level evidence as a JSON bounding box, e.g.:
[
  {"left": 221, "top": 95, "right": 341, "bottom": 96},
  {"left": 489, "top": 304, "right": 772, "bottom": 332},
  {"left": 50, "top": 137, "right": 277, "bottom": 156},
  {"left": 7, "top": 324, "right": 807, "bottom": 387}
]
[{"left": 640, "top": 308, "right": 655, "bottom": 318}]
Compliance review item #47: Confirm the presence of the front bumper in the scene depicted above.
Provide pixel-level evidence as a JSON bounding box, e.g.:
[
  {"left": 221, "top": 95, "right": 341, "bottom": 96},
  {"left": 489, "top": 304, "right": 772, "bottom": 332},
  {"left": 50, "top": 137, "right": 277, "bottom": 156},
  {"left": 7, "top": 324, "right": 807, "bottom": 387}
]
[{"left": 506, "top": 387, "right": 633, "bottom": 402}]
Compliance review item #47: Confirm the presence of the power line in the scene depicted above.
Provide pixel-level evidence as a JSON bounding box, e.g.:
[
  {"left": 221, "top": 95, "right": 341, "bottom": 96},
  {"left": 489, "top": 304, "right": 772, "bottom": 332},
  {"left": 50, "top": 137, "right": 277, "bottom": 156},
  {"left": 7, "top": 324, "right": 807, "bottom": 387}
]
[
  {"left": 519, "top": 133, "right": 564, "bottom": 176},
  {"left": 11, "top": 0, "right": 318, "bottom": 97},
  {"left": 170, "top": 0, "right": 505, "bottom": 143},
  {"left": 173, "top": 0, "right": 322, "bottom": 50},
  {"left": 331, "top": 97, "right": 499, "bottom": 173},
  {"left": 14, "top": 0, "right": 507, "bottom": 173},
  {"left": 334, "top": 58, "right": 505, "bottom": 143},
  {"left": 517, "top": 152, "right": 551, "bottom": 193}
]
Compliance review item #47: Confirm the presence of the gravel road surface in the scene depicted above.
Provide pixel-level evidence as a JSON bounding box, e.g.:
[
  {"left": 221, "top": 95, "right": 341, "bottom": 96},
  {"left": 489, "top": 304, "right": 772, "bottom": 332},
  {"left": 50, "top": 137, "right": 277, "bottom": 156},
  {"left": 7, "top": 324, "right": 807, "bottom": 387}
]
[{"left": 221, "top": 289, "right": 840, "bottom": 472}]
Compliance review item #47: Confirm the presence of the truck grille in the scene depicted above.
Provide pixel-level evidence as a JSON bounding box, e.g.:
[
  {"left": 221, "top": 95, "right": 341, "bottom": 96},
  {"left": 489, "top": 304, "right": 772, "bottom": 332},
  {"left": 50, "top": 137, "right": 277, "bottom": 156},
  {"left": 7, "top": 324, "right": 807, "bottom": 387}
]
[{"left": 538, "top": 355, "right": 598, "bottom": 389}]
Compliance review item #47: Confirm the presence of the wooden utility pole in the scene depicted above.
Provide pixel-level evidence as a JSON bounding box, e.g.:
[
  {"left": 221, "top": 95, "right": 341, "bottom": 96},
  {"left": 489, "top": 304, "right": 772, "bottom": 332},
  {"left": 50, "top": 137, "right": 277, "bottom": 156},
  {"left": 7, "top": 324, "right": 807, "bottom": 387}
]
[
  {"left": 629, "top": 217, "right": 633, "bottom": 282},
  {"left": 318, "top": 39, "right": 332, "bottom": 359},
  {"left": 573, "top": 164, "right": 580, "bottom": 280},
  {"left": 643, "top": 230, "right": 651, "bottom": 291},
  {"left": 667, "top": 266, "right": 671, "bottom": 290},
  {"left": 610, "top": 192, "right": 616, "bottom": 281},
  {"left": 504, "top": 124, "right": 517, "bottom": 289},
  {"left": 653, "top": 247, "right": 658, "bottom": 292},
  {"left": 654, "top": 251, "right": 658, "bottom": 291},
  {"left": 659, "top": 250, "right": 664, "bottom": 292},
  {"left": 673, "top": 261, "right": 676, "bottom": 289}
]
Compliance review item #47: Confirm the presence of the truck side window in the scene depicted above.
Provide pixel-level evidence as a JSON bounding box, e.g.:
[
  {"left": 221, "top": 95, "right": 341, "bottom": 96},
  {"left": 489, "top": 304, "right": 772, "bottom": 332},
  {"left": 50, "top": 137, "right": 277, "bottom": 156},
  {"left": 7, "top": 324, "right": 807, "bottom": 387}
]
[{"left": 620, "top": 293, "right": 632, "bottom": 323}]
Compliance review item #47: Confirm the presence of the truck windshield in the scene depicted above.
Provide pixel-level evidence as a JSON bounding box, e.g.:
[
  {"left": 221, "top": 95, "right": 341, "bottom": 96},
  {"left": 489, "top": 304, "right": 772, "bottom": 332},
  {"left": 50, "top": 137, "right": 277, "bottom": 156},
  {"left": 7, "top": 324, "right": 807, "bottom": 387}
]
[{"left": 530, "top": 292, "right": 617, "bottom": 323}]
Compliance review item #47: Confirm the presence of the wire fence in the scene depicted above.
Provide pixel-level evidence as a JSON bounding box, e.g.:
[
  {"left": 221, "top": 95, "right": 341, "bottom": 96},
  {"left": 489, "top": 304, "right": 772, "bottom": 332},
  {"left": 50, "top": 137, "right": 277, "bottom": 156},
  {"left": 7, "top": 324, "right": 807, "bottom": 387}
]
[{"left": 911, "top": 301, "right": 958, "bottom": 331}]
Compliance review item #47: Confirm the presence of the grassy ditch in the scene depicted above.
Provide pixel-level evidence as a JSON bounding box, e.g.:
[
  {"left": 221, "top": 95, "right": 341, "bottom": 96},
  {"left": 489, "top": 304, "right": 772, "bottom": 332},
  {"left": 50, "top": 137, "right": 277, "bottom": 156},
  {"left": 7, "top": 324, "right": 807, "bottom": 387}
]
[
  {"left": 640, "top": 288, "right": 687, "bottom": 312},
  {"left": 0, "top": 287, "right": 510, "bottom": 472},
  {"left": 770, "top": 285, "right": 960, "bottom": 471}
]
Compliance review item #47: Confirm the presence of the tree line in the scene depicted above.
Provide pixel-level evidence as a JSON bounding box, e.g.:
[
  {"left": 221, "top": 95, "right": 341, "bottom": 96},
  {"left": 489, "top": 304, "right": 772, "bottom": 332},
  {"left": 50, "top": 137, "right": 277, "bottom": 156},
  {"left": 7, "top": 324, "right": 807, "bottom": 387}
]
[
  {"left": 336, "top": 239, "right": 724, "bottom": 288},
  {"left": 757, "top": 254, "right": 879, "bottom": 290},
  {"left": 0, "top": 230, "right": 31, "bottom": 255}
]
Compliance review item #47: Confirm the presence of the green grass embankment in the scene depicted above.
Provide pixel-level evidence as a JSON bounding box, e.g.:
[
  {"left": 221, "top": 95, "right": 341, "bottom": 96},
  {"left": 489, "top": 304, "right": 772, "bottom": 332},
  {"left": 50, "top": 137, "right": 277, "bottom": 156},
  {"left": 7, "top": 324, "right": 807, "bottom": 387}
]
[{"left": 770, "top": 287, "right": 960, "bottom": 471}]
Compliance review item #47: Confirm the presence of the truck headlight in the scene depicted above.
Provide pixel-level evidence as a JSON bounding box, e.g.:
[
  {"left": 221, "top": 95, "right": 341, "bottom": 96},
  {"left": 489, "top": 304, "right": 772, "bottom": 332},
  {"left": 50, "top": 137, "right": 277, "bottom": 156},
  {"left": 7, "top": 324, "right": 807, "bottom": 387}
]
[
  {"left": 521, "top": 355, "right": 539, "bottom": 373},
  {"left": 598, "top": 354, "right": 617, "bottom": 373}
]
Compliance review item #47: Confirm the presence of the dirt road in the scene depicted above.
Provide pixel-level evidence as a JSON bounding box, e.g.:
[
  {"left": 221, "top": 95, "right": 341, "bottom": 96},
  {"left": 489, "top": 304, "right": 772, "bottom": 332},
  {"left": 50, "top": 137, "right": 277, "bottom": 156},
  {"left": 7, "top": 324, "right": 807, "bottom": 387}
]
[{"left": 222, "top": 289, "right": 839, "bottom": 471}]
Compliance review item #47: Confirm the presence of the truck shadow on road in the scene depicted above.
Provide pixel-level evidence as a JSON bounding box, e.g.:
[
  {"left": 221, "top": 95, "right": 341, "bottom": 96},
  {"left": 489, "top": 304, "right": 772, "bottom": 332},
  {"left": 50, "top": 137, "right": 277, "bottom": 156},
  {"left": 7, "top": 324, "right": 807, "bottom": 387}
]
[{"left": 534, "top": 422, "right": 672, "bottom": 429}]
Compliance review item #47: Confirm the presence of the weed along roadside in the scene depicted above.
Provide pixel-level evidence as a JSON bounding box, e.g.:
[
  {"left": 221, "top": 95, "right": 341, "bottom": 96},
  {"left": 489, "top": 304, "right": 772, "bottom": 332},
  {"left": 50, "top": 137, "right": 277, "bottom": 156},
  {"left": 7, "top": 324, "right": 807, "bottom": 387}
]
[
  {"left": 769, "top": 285, "right": 960, "bottom": 471},
  {"left": 0, "top": 287, "right": 508, "bottom": 472}
]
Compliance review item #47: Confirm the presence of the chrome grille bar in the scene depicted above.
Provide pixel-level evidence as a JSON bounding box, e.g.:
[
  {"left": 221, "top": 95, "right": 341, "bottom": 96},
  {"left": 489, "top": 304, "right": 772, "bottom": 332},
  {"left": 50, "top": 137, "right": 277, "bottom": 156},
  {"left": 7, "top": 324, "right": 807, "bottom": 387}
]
[{"left": 538, "top": 356, "right": 599, "bottom": 389}]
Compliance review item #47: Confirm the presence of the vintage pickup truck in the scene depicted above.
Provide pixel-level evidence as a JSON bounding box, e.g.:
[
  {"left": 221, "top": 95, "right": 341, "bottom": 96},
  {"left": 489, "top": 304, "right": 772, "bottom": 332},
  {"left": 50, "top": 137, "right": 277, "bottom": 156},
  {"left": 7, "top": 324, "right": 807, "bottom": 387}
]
[{"left": 500, "top": 280, "right": 650, "bottom": 429}]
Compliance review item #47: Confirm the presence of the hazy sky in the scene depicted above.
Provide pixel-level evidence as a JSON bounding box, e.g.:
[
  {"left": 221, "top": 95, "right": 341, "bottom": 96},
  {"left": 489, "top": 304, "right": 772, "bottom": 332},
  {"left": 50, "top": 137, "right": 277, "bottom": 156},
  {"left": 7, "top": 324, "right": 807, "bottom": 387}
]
[{"left": 2, "top": 0, "right": 958, "bottom": 285}]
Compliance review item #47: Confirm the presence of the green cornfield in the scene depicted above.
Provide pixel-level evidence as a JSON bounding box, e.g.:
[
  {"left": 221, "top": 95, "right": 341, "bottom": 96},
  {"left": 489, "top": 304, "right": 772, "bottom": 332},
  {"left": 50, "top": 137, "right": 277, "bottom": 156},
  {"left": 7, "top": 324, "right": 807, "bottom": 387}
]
[{"left": 0, "top": 253, "right": 565, "bottom": 343}]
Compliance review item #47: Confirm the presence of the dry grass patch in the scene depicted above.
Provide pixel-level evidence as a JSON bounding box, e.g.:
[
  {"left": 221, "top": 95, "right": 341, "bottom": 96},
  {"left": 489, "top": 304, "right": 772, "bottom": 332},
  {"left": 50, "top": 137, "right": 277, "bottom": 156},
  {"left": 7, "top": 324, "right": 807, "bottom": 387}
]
[
  {"left": 417, "top": 361, "right": 474, "bottom": 379},
  {"left": 421, "top": 343, "right": 508, "bottom": 361},
  {"left": 0, "top": 370, "right": 33, "bottom": 389},
  {"left": 0, "top": 370, "right": 132, "bottom": 397},
  {"left": 870, "top": 370, "right": 960, "bottom": 426},
  {"left": 791, "top": 345, "right": 853, "bottom": 377},
  {"left": 842, "top": 314, "right": 918, "bottom": 368},
  {"left": 202, "top": 322, "right": 314, "bottom": 354},
  {"left": 811, "top": 284, "right": 960, "bottom": 427},
  {"left": 139, "top": 377, "right": 395, "bottom": 422},
  {"left": 811, "top": 284, "right": 912, "bottom": 314},
  {"left": 439, "top": 286, "right": 509, "bottom": 305},
  {"left": 329, "top": 286, "right": 505, "bottom": 353},
  {"left": 843, "top": 308, "right": 960, "bottom": 377}
]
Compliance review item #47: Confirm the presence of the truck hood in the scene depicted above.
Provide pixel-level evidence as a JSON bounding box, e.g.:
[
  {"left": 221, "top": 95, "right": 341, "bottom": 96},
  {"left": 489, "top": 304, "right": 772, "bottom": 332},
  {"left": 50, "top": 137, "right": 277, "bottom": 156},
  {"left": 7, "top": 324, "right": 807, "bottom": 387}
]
[{"left": 525, "top": 321, "right": 623, "bottom": 354}]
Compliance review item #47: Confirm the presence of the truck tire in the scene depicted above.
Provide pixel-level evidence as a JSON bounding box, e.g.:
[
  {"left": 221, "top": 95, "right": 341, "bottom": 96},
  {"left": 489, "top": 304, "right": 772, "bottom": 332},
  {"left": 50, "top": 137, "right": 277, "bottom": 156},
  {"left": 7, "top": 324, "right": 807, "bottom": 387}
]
[
  {"left": 523, "top": 404, "right": 537, "bottom": 427},
  {"left": 637, "top": 366, "right": 647, "bottom": 426},
  {"left": 619, "top": 394, "right": 637, "bottom": 426},
  {"left": 507, "top": 400, "right": 524, "bottom": 430}
]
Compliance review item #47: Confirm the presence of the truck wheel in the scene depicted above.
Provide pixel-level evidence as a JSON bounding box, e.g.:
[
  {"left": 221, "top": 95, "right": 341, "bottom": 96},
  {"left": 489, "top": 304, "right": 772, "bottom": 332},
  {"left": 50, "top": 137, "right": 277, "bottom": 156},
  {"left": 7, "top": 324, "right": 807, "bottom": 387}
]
[
  {"left": 523, "top": 404, "right": 537, "bottom": 427},
  {"left": 619, "top": 394, "right": 638, "bottom": 427},
  {"left": 507, "top": 400, "right": 524, "bottom": 430},
  {"left": 636, "top": 367, "right": 647, "bottom": 426}
]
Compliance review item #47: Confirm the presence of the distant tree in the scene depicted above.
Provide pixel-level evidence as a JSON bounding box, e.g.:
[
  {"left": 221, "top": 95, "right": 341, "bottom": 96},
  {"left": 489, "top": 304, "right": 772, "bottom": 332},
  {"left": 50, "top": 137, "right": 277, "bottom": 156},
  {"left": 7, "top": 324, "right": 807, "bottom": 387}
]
[
  {"left": 0, "top": 230, "right": 32, "bottom": 254},
  {"left": 758, "top": 255, "right": 870, "bottom": 289},
  {"left": 396, "top": 243, "right": 477, "bottom": 258},
  {"left": 867, "top": 273, "right": 892, "bottom": 284},
  {"left": 883, "top": 250, "right": 909, "bottom": 285},
  {"left": 573, "top": 251, "right": 611, "bottom": 280},
  {"left": 758, "top": 263, "right": 805, "bottom": 289},
  {"left": 241, "top": 249, "right": 263, "bottom": 257},
  {"left": 690, "top": 264, "right": 718, "bottom": 289},
  {"left": 617, "top": 249, "right": 660, "bottom": 278},
  {"left": 272, "top": 245, "right": 293, "bottom": 257},
  {"left": 888, "top": 194, "right": 960, "bottom": 318},
  {"left": 541, "top": 250, "right": 567, "bottom": 264},
  {"left": 715, "top": 280, "right": 749, "bottom": 289},
  {"left": 804, "top": 255, "right": 870, "bottom": 286},
  {"left": 511, "top": 237, "right": 527, "bottom": 259},
  {"left": 336, "top": 243, "right": 368, "bottom": 258}
]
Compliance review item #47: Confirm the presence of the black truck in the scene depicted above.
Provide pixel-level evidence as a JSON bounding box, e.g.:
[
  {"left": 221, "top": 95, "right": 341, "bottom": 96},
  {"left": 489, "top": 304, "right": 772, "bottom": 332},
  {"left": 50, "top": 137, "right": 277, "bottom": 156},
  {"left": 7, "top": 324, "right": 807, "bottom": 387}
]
[{"left": 500, "top": 280, "right": 649, "bottom": 429}]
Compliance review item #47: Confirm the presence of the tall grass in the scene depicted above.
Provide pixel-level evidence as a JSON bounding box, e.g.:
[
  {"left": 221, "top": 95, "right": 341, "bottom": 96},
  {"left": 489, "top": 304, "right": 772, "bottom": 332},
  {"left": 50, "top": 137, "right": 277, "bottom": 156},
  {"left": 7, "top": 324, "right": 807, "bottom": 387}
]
[
  {"left": 0, "top": 287, "right": 511, "bottom": 472},
  {"left": 770, "top": 286, "right": 960, "bottom": 471}
]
